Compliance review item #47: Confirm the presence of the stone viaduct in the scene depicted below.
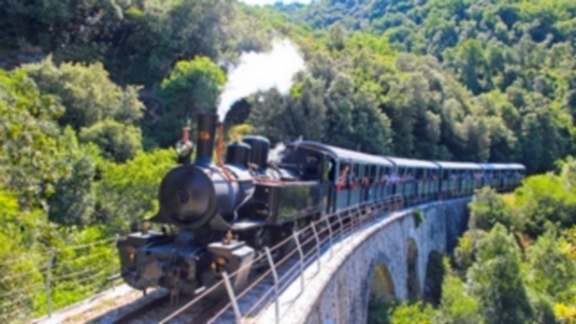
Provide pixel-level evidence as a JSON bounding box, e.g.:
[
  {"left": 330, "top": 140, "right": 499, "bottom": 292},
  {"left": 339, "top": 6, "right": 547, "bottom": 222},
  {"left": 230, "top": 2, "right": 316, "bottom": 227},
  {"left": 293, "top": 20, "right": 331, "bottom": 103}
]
[{"left": 255, "top": 197, "right": 471, "bottom": 324}]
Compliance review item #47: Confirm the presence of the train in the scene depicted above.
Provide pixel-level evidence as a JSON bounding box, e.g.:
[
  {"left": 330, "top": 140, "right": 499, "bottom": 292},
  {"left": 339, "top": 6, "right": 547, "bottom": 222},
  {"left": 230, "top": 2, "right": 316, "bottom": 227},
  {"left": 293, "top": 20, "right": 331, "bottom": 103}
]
[{"left": 116, "top": 108, "right": 526, "bottom": 299}]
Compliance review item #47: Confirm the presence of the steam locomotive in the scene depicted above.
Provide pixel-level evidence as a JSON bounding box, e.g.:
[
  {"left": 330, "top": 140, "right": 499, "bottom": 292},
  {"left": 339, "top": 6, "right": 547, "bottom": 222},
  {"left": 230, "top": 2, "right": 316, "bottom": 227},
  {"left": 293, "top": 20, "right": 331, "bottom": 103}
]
[{"left": 116, "top": 108, "right": 525, "bottom": 298}]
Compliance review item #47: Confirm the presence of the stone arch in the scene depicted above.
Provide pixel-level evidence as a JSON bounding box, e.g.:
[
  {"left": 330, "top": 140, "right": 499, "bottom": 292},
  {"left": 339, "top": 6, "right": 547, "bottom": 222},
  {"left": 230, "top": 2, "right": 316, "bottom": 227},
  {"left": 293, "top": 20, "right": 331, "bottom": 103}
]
[
  {"left": 407, "top": 238, "right": 421, "bottom": 301},
  {"left": 423, "top": 250, "right": 445, "bottom": 305},
  {"left": 365, "top": 259, "right": 396, "bottom": 324},
  {"left": 369, "top": 263, "right": 396, "bottom": 302}
]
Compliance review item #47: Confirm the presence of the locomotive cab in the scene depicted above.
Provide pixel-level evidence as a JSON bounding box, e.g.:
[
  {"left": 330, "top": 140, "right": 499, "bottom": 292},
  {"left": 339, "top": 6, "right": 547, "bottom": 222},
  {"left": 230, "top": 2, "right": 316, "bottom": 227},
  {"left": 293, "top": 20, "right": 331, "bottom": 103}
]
[{"left": 277, "top": 144, "right": 332, "bottom": 182}]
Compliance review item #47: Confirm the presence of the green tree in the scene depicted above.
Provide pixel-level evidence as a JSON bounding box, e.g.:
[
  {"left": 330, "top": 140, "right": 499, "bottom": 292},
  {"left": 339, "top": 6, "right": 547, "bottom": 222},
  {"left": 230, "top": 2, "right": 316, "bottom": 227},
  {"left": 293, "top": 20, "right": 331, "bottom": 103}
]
[
  {"left": 525, "top": 230, "right": 576, "bottom": 302},
  {"left": 514, "top": 174, "right": 576, "bottom": 238},
  {"left": 324, "top": 73, "right": 356, "bottom": 149},
  {"left": 20, "top": 58, "right": 144, "bottom": 131},
  {"left": 79, "top": 119, "right": 143, "bottom": 163},
  {"left": 389, "top": 301, "right": 435, "bottom": 324},
  {"left": 468, "top": 187, "right": 516, "bottom": 232},
  {"left": 95, "top": 149, "right": 175, "bottom": 229},
  {"left": 155, "top": 57, "right": 226, "bottom": 147},
  {"left": 328, "top": 22, "right": 347, "bottom": 51},
  {"left": 0, "top": 68, "right": 69, "bottom": 209},
  {"left": 436, "top": 275, "right": 481, "bottom": 324},
  {"left": 0, "top": 187, "right": 46, "bottom": 322},
  {"left": 455, "top": 39, "right": 489, "bottom": 95},
  {"left": 0, "top": 0, "right": 124, "bottom": 59},
  {"left": 467, "top": 224, "right": 533, "bottom": 324},
  {"left": 453, "top": 229, "right": 486, "bottom": 272},
  {"left": 47, "top": 129, "right": 98, "bottom": 226}
]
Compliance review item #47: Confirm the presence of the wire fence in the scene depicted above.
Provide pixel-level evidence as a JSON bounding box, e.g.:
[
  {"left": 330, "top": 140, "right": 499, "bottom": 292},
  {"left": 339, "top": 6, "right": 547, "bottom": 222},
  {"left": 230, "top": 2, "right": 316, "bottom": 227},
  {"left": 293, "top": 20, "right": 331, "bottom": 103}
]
[{"left": 0, "top": 236, "right": 120, "bottom": 323}]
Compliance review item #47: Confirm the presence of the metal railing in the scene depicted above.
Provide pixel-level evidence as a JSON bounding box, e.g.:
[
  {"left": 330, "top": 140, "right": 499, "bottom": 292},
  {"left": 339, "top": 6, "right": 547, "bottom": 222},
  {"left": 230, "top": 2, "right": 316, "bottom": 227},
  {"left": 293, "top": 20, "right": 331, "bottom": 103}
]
[
  {"left": 4, "top": 181, "right": 519, "bottom": 323},
  {"left": 1, "top": 237, "right": 120, "bottom": 323},
  {"left": 159, "top": 195, "right": 406, "bottom": 324}
]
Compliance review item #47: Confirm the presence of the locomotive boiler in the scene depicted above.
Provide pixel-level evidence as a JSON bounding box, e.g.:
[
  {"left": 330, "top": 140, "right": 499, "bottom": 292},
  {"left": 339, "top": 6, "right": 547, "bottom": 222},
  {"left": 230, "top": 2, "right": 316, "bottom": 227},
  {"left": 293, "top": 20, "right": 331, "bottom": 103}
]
[{"left": 116, "top": 108, "right": 326, "bottom": 296}]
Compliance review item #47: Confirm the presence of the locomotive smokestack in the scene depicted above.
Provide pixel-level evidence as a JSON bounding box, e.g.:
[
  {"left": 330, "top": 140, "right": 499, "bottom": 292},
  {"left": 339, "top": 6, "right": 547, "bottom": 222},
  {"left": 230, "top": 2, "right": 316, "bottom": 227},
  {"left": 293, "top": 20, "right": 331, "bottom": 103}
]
[{"left": 195, "top": 109, "right": 218, "bottom": 165}]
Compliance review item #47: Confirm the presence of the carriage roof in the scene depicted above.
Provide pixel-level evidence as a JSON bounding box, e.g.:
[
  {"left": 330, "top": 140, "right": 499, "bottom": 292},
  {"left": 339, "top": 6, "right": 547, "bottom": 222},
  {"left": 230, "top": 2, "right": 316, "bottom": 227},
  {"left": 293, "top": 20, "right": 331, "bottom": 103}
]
[
  {"left": 290, "top": 141, "right": 393, "bottom": 166},
  {"left": 385, "top": 157, "right": 439, "bottom": 169},
  {"left": 480, "top": 163, "right": 524, "bottom": 171},
  {"left": 435, "top": 161, "right": 483, "bottom": 170}
]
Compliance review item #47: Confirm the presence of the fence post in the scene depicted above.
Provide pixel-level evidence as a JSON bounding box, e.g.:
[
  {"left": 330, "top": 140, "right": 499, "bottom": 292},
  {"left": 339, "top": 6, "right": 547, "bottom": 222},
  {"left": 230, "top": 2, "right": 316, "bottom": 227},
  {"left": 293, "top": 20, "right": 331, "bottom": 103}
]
[
  {"left": 111, "top": 235, "right": 118, "bottom": 290},
  {"left": 222, "top": 271, "right": 242, "bottom": 324},
  {"left": 311, "top": 222, "right": 321, "bottom": 272},
  {"left": 46, "top": 248, "right": 55, "bottom": 317},
  {"left": 325, "top": 217, "right": 333, "bottom": 259},
  {"left": 264, "top": 247, "right": 280, "bottom": 324},
  {"left": 352, "top": 206, "right": 359, "bottom": 232},
  {"left": 293, "top": 232, "right": 305, "bottom": 293},
  {"left": 337, "top": 212, "right": 344, "bottom": 249}
]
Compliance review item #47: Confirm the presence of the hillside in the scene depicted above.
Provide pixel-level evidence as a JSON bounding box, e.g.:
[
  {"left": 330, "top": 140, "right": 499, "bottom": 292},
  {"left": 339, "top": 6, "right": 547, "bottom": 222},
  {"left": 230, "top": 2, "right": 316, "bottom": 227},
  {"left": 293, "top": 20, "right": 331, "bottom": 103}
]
[
  {"left": 269, "top": 0, "right": 576, "bottom": 173},
  {"left": 0, "top": 0, "right": 576, "bottom": 322}
]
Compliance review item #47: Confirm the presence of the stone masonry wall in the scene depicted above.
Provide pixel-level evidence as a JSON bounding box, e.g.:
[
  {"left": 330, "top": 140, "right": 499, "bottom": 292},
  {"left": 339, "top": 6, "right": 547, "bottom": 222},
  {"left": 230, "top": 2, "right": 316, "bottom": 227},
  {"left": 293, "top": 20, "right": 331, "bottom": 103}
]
[{"left": 255, "top": 198, "right": 471, "bottom": 324}]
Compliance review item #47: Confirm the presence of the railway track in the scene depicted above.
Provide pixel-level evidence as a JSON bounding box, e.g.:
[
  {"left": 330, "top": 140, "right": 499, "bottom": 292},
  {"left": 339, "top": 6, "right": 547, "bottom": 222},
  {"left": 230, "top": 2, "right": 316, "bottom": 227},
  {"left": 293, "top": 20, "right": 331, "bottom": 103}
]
[
  {"left": 99, "top": 199, "right": 401, "bottom": 323},
  {"left": 100, "top": 232, "right": 335, "bottom": 323},
  {"left": 101, "top": 291, "right": 218, "bottom": 324}
]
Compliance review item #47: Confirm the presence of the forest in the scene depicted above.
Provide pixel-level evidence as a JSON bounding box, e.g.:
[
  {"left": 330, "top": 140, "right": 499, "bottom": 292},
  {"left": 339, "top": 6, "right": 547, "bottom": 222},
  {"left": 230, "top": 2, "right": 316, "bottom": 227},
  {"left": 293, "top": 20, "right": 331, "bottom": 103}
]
[{"left": 0, "top": 0, "right": 575, "bottom": 322}]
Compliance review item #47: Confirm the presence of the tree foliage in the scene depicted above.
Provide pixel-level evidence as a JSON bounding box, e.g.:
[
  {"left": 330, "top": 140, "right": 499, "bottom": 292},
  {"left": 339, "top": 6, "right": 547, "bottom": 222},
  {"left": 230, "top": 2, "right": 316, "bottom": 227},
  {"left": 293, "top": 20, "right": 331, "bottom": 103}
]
[
  {"left": 79, "top": 119, "right": 143, "bottom": 163},
  {"left": 467, "top": 224, "right": 533, "bottom": 324},
  {"left": 20, "top": 58, "right": 144, "bottom": 131},
  {"left": 436, "top": 275, "right": 480, "bottom": 324},
  {"left": 4, "top": 0, "right": 576, "bottom": 321},
  {"left": 95, "top": 149, "right": 175, "bottom": 229},
  {"left": 152, "top": 57, "right": 226, "bottom": 147},
  {"left": 469, "top": 187, "right": 515, "bottom": 232},
  {"left": 270, "top": 0, "right": 576, "bottom": 170}
]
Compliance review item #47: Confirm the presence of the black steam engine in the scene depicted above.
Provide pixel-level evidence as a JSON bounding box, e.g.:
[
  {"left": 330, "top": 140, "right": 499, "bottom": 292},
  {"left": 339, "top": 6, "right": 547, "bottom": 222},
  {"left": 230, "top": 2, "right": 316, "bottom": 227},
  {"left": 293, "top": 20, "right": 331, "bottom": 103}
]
[{"left": 116, "top": 109, "right": 326, "bottom": 296}]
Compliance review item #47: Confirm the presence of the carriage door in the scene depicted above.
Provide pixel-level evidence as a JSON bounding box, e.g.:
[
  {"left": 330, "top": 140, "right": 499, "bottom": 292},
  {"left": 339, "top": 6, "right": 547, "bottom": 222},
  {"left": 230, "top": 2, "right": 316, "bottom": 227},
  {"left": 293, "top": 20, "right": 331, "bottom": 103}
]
[
  {"left": 372, "top": 165, "right": 380, "bottom": 202},
  {"left": 335, "top": 162, "right": 350, "bottom": 211},
  {"left": 350, "top": 164, "right": 363, "bottom": 205}
]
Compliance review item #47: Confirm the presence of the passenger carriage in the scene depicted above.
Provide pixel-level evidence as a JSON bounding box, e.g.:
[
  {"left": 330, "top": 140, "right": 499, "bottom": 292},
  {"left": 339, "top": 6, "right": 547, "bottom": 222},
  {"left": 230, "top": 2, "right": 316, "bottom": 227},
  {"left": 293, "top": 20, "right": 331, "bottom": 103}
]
[
  {"left": 278, "top": 140, "right": 528, "bottom": 214},
  {"left": 383, "top": 157, "right": 439, "bottom": 204},
  {"left": 479, "top": 163, "right": 525, "bottom": 191},
  {"left": 434, "top": 161, "right": 483, "bottom": 198},
  {"left": 279, "top": 141, "right": 393, "bottom": 214}
]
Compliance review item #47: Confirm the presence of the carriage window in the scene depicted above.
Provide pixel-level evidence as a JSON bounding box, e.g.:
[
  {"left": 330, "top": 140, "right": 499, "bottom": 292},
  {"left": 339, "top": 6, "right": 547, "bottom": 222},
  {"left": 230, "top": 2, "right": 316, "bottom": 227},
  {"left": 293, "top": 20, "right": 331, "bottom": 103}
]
[
  {"left": 305, "top": 155, "right": 320, "bottom": 176},
  {"left": 415, "top": 168, "right": 425, "bottom": 180},
  {"left": 368, "top": 165, "right": 377, "bottom": 180},
  {"left": 402, "top": 168, "right": 412, "bottom": 181},
  {"left": 379, "top": 167, "right": 388, "bottom": 183},
  {"left": 399, "top": 167, "right": 407, "bottom": 181},
  {"left": 338, "top": 163, "right": 350, "bottom": 184},
  {"left": 306, "top": 155, "right": 319, "bottom": 164},
  {"left": 352, "top": 164, "right": 360, "bottom": 180}
]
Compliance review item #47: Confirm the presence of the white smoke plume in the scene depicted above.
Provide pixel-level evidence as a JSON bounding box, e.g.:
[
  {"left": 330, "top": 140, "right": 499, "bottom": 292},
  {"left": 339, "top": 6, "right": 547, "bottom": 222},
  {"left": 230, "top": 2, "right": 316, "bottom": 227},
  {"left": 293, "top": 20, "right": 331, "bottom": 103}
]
[
  {"left": 267, "top": 142, "right": 287, "bottom": 164},
  {"left": 217, "top": 39, "right": 305, "bottom": 122}
]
